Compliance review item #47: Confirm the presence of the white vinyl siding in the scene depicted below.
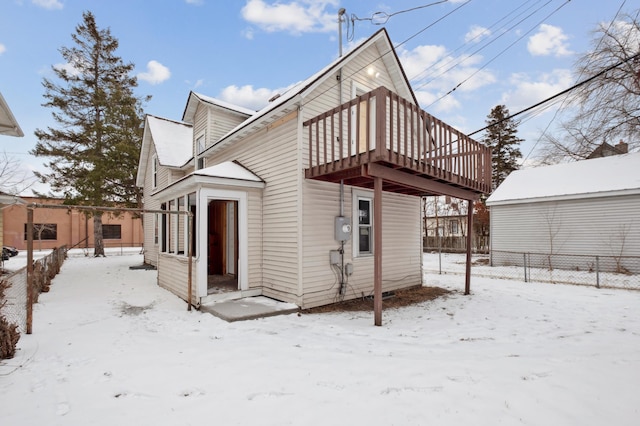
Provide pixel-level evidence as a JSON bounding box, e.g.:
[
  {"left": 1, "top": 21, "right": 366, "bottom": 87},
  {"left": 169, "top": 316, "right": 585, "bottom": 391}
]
[
  {"left": 206, "top": 112, "right": 300, "bottom": 302},
  {"left": 157, "top": 254, "right": 197, "bottom": 305},
  {"left": 301, "top": 180, "right": 422, "bottom": 308},
  {"left": 490, "top": 194, "right": 640, "bottom": 258}
]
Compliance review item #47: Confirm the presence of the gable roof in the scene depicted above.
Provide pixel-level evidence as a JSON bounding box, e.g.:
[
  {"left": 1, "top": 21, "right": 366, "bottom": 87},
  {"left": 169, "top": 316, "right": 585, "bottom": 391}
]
[
  {"left": 194, "top": 161, "right": 263, "bottom": 183},
  {"left": 136, "top": 115, "right": 193, "bottom": 187},
  {"left": 486, "top": 152, "right": 640, "bottom": 206},
  {"left": 0, "top": 92, "right": 24, "bottom": 137},
  {"left": 200, "top": 27, "right": 417, "bottom": 156},
  {"left": 182, "top": 92, "right": 256, "bottom": 124}
]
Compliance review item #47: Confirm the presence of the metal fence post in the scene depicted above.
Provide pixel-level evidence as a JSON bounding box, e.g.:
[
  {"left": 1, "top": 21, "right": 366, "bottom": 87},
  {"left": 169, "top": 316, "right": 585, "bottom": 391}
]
[
  {"left": 595, "top": 255, "right": 600, "bottom": 288},
  {"left": 523, "top": 253, "right": 527, "bottom": 283}
]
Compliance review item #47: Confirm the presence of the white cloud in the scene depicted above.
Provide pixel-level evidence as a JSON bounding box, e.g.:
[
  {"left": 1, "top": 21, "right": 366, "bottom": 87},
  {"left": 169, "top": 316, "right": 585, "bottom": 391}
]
[
  {"left": 0, "top": 43, "right": 6, "bottom": 55},
  {"left": 398, "top": 43, "right": 496, "bottom": 114},
  {"left": 184, "top": 0, "right": 203, "bottom": 5},
  {"left": 240, "top": 0, "right": 338, "bottom": 36},
  {"left": 32, "top": 0, "right": 63, "bottom": 10},
  {"left": 137, "top": 60, "right": 171, "bottom": 85},
  {"left": 528, "top": 24, "right": 572, "bottom": 57},
  {"left": 464, "top": 25, "right": 491, "bottom": 43},
  {"left": 218, "top": 84, "right": 284, "bottom": 111},
  {"left": 500, "top": 68, "right": 573, "bottom": 111}
]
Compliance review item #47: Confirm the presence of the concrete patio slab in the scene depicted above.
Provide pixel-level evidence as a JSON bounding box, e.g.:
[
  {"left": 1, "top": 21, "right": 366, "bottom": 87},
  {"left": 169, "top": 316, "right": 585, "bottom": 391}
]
[{"left": 200, "top": 296, "right": 299, "bottom": 322}]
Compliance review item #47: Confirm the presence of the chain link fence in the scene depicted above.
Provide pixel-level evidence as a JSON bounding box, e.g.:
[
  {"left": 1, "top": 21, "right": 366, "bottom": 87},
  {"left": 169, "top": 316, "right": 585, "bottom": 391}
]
[
  {"left": 424, "top": 250, "right": 640, "bottom": 290},
  {"left": 0, "top": 246, "right": 68, "bottom": 333}
]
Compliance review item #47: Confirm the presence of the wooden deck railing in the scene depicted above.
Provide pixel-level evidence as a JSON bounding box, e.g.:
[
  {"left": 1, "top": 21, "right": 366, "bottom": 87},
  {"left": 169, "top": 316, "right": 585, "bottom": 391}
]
[{"left": 304, "top": 86, "right": 492, "bottom": 195}]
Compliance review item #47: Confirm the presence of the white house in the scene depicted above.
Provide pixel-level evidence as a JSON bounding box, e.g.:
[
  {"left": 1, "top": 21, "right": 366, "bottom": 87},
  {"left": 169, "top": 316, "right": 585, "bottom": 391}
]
[
  {"left": 486, "top": 152, "right": 640, "bottom": 273},
  {"left": 136, "top": 29, "right": 491, "bottom": 323}
]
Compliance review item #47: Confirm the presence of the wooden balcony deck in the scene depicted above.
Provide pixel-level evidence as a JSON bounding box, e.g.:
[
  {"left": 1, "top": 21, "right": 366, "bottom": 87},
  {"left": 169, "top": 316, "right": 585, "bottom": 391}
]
[{"left": 304, "top": 86, "right": 491, "bottom": 200}]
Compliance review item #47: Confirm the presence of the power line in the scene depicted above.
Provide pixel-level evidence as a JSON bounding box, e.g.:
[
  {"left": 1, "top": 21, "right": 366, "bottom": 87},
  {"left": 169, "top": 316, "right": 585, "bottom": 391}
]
[
  {"left": 310, "top": 1, "right": 471, "bottom": 108},
  {"left": 413, "top": 0, "right": 554, "bottom": 91},
  {"left": 351, "top": 0, "right": 449, "bottom": 25},
  {"left": 522, "top": 0, "right": 628, "bottom": 162},
  {"left": 467, "top": 50, "right": 640, "bottom": 137},
  {"left": 425, "top": 0, "right": 572, "bottom": 109},
  {"left": 408, "top": 0, "right": 544, "bottom": 85}
]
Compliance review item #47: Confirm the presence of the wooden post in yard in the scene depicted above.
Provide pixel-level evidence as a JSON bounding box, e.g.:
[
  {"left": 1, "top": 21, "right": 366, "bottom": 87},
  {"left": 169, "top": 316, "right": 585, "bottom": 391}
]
[
  {"left": 464, "top": 199, "right": 473, "bottom": 295},
  {"left": 374, "top": 176, "right": 383, "bottom": 326},
  {"left": 26, "top": 208, "right": 34, "bottom": 334}
]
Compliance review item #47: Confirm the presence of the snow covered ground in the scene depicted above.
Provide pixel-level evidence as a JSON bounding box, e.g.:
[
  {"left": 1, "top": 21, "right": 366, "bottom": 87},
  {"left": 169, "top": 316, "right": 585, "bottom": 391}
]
[{"left": 1, "top": 253, "right": 639, "bottom": 425}]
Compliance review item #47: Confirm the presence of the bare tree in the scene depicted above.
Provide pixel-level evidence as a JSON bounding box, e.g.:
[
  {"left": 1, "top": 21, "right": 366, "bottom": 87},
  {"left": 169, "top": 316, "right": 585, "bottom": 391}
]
[
  {"left": 608, "top": 223, "right": 631, "bottom": 274},
  {"left": 540, "top": 10, "right": 640, "bottom": 162},
  {"left": 0, "top": 151, "right": 36, "bottom": 195},
  {"left": 541, "top": 205, "right": 564, "bottom": 271}
]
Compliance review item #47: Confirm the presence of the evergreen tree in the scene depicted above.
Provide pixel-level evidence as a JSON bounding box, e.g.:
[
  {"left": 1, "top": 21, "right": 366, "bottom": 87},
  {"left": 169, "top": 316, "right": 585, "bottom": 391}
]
[
  {"left": 482, "top": 105, "right": 523, "bottom": 190},
  {"left": 32, "top": 11, "right": 147, "bottom": 257}
]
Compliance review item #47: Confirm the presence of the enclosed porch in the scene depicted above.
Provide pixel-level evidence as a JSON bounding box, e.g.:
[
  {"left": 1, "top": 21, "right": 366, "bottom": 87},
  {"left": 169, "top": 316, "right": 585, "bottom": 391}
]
[{"left": 304, "top": 86, "right": 492, "bottom": 325}]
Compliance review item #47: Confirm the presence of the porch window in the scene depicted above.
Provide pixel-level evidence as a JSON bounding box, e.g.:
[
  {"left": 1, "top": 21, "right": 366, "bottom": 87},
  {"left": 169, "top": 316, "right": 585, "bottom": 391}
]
[
  {"left": 177, "top": 196, "right": 185, "bottom": 255},
  {"left": 353, "top": 189, "right": 373, "bottom": 257},
  {"left": 153, "top": 214, "right": 158, "bottom": 245},
  {"left": 160, "top": 196, "right": 193, "bottom": 257},
  {"left": 188, "top": 192, "right": 197, "bottom": 256},
  {"left": 168, "top": 200, "right": 175, "bottom": 253}
]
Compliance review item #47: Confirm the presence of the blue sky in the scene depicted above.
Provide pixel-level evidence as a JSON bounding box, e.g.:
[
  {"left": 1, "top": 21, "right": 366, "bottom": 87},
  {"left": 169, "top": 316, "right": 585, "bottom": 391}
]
[{"left": 0, "top": 0, "right": 633, "bottom": 195}]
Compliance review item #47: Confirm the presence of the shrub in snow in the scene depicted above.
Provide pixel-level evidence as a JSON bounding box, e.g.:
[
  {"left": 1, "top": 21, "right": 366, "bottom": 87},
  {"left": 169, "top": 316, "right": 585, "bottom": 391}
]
[{"left": 0, "top": 279, "right": 20, "bottom": 359}]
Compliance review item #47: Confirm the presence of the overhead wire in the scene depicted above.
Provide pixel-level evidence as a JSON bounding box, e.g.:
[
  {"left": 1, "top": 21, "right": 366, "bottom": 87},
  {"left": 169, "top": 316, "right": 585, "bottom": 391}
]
[
  {"left": 309, "top": 0, "right": 472, "bottom": 108},
  {"left": 466, "top": 50, "right": 640, "bottom": 137},
  {"left": 521, "top": 0, "right": 628, "bottom": 162},
  {"left": 425, "top": 0, "right": 572, "bottom": 109},
  {"left": 408, "top": 0, "right": 544, "bottom": 85},
  {"left": 413, "top": 0, "right": 553, "bottom": 89}
]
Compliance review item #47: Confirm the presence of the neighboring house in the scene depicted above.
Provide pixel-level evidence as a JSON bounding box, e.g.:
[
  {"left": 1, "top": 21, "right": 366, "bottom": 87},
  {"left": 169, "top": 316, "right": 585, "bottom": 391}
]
[
  {"left": 587, "top": 140, "right": 628, "bottom": 159},
  {"left": 486, "top": 152, "right": 640, "bottom": 273},
  {"left": 0, "top": 92, "right": 24, "bottom": 252},
  {"left": 2, "top": 197, "right": 143, "bottom": 251},
  {"left": 137, "top": 29, "right": 491, "bottom": 314},
  {"left": 0, "top": 92, "right": 23, "bottom": 138}
]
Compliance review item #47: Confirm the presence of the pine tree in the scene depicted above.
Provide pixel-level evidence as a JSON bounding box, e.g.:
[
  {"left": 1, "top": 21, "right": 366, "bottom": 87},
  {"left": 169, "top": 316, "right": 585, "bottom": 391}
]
[
  {"left": 32, "top": 11, "right": 147, "bottom": 257},
  {"left": 482, "top": 105, "right": 523, "bottom": 190}
]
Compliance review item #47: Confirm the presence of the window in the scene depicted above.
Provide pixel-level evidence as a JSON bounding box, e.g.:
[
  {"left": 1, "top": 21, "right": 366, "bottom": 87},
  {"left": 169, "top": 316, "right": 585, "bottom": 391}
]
[
  {"left": 153, "top": 214, "right": 159, "bottom": 245},
  {"left": 103, "top": 224, "right": 122, "bottom": 239},
  {"left": 160, "top": 196, "right": 191, "bottom": 257},
  {"left": 352, "top": 189, "right": 373, "bottom": 256},
  {"left": 450, "top": 220, "right": 458, "bottom": 235},
  {"left": 24, "top": 223, "right": 57, "bottom": 240},
  {"left": 196, "top": 135, "right": 205, "bottom": 170},
  {"left": 152, "top": 154, "right": 158, "bottom": 188}
]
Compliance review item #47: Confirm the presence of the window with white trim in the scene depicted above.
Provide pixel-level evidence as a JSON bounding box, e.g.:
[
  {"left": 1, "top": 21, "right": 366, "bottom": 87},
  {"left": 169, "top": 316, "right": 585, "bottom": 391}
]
[
  {"left": 352, "top": 189, "right": 373, "bottom": 257},
  {"left": 196, "top": 135, "right": 205, "bottom": 170}
]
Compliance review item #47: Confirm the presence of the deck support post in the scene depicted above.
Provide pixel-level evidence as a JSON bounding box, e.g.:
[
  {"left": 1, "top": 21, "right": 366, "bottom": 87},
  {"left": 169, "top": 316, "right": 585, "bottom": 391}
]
[
  {"left": 464, "top": 199, "right": 473, "bottom": 295},
  {"left": 374, "top": 176, "right": 383, "bottom": 326}
]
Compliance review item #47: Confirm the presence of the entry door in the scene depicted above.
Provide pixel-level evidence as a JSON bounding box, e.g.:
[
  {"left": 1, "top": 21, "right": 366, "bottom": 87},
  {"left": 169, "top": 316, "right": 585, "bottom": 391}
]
[
  {"left": 208, "top": 201, "right": 226, "bottom": 275},
  {"left": 351, "top": 82, "right": 376, "bottom": 154},
  {"left": 207, "top": 200, "right": 238, "bottom": 277}
]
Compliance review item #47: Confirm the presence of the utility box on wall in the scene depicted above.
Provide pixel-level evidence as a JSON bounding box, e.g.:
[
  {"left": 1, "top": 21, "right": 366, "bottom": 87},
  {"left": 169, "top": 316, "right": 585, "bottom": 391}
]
[{"left": 335, "top": 216, "right": 351, "bottom": 242}]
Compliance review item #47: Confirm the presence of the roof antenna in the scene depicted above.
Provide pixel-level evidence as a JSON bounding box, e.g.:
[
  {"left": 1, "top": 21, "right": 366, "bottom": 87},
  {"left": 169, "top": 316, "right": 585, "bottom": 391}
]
[{"left": 338, "top": 8, "right": 346, "bottom": 57}]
